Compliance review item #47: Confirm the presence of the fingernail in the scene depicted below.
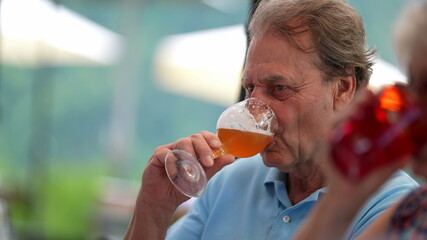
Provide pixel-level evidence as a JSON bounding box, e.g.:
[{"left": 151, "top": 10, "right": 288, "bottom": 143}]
[{"left": 205, "top": 155, "right": 214, "bottom": 167}]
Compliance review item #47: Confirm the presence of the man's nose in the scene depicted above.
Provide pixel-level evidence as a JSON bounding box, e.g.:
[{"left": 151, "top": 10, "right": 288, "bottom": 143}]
[{"left": 248, "top": 88, "right": 269, "bottom": 104}]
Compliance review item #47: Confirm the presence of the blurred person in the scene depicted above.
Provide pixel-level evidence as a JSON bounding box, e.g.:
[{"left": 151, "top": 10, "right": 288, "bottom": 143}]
[
  {"left": 293, "top": 0, "right": 427, "bottom": 239},
  {"left": 124, "top": 0, "right": 419, "bottom": 239}
]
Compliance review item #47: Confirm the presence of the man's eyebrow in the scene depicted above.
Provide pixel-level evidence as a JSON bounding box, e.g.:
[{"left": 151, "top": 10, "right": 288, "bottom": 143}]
[
  {"left": 262, "top": 75, "right": 286, "bottom": 82},
  {"left": 241, "top": 74, "right": 290, "bottom": 84}
]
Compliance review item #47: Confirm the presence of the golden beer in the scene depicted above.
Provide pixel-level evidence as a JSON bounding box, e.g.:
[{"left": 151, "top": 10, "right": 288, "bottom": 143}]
[{"left": 217, "top": 128, "right": 273, "bottom": 158}]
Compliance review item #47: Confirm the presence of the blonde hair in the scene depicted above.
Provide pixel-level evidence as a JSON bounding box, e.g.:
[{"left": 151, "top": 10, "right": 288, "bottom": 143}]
[
  {"left": 249, "top": 0, "right": 375, "bottom": 89},
  {"left": 393, "top": 0, "right": 427, "bottom": 70}
]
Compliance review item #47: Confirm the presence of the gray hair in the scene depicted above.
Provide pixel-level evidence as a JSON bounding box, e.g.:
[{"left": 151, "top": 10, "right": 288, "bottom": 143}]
[
  {"left": 248, "top": 0, "right": 375, "bottom": 89},
  {"left": 393, "top": 0, "right": 427, "bottom": 70}
]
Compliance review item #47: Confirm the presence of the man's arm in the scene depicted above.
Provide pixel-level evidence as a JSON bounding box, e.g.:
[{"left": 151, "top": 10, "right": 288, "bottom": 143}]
[
  {"left": 124, "top": 192, "right": 177, "bottom": 240},
  {"left": 123, "top": 131, "right": 235, "bottom": 240}
]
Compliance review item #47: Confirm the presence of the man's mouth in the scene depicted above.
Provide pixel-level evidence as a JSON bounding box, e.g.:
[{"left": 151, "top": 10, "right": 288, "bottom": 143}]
[{"left": 264, "top": 140, "right": 275, "bottom": 151}]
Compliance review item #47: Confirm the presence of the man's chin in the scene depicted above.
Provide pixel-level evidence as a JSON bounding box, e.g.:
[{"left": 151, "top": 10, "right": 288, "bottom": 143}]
[{"left": 261, "top": 151, "right": 289, "bottom": 168}]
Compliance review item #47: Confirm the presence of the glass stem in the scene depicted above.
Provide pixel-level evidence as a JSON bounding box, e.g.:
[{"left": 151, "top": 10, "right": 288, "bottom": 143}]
[{"left": 212, "top": 147, "right": 225, "bottom": 159}]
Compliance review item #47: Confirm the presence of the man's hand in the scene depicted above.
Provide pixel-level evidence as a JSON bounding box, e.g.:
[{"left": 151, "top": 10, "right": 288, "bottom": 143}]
[{"left": 124, "top": 131, "right": 235, "bottom": 240}]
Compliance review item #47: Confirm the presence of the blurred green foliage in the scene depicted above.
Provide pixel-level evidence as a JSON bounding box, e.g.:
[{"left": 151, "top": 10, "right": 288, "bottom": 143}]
[
  {"left": 0, "top": 0, "right": 406, "bottom": 239},
  {"left": 1, "top": 1, "right": 247, "bottom": 238},
  {"left": 8, "top": 161, "right": 105, "bottom": 239}
]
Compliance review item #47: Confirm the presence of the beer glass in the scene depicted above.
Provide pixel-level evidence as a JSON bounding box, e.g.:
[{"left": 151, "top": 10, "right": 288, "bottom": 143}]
[{"left": 165, "top": 98, "right": 277, "bottom": 197}]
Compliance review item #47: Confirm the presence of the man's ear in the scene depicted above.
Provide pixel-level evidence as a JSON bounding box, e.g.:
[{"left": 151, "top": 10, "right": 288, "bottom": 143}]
[{"left": 333, "top": 71, "right": 356, "bottom": 111}]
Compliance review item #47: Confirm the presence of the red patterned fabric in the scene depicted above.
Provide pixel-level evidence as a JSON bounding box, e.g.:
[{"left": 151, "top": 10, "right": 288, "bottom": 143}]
[{"left": 387, "top": 184, "right": 427, "bottom": 239}]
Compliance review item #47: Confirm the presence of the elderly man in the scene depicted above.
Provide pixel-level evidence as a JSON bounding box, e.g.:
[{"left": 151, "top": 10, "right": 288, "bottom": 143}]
[{"left": 124, "top": 0, "right": 418, "bottom": 239}]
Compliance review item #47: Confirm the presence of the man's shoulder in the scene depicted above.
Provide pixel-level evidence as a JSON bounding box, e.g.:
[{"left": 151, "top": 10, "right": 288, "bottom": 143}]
[
  {"left": 370, "top": 170, "right": 419, "bottom": 203},
  {"left": 359, "top": 170, "right": 418, "bottom": 220},
  {"left": 380, "top": 170, "right": 419, "bottom": 192},
  {"left": 345, "top": 170, "right": 419, "bottom": 239}
]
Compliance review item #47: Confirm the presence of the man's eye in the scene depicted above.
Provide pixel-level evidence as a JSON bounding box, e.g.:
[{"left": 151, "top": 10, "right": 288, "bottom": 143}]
[
  {"left": 273, "top": 85, "right": 286, "bottom": 91},
  {"left": 272, "top": 85, "right": 295, "bottom": 100},
  {"left": 245, "top": 86, "right": 254, "bottom": 92}
]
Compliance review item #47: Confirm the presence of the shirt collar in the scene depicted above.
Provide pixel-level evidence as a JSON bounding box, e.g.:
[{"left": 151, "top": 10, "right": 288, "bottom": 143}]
[
  {"left": 264, "top": 167, "right": 327, "bottom": 207},
  {"left": 264, "top": 167, "right": 286, "bottom": 185}
]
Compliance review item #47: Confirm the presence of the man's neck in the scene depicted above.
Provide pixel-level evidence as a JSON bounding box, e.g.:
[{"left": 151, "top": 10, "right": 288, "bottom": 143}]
[{"left": 286, "top": 164, "right": 326, "bottom": 205}]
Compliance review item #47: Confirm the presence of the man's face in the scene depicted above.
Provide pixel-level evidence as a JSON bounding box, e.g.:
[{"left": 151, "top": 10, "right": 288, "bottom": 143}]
[{"left": 242, "top": 29, "right": 337, "bottom": 173}]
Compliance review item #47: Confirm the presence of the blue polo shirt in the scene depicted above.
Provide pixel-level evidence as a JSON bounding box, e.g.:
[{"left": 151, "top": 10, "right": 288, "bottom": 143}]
[{"left": 166, "top": 155, "right": 418, "bottom": 240}]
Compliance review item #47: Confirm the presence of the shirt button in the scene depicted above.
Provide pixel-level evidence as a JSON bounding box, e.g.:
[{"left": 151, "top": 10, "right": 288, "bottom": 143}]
[{"left": 282, "top": 215, "right": 291, "bottom": 223}]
